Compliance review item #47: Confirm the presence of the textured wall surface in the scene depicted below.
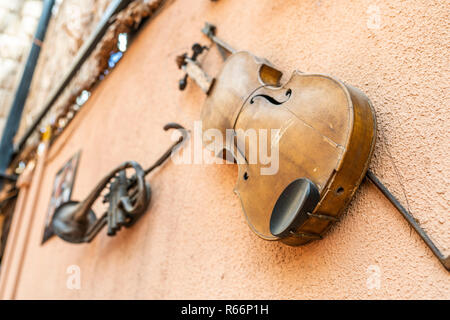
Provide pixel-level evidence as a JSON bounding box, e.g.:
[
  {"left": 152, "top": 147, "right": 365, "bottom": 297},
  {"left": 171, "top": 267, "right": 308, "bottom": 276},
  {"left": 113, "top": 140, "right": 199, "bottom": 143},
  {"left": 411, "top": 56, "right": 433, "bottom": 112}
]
[{"left": 8, "top": 0, "right": 450, "bottom": 299}]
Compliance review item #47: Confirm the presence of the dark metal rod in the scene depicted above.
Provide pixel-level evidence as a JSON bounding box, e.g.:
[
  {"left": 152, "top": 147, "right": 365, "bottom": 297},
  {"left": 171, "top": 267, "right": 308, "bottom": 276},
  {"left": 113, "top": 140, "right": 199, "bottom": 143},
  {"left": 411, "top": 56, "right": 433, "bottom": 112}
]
[
  {"left": 0, "top": 191, "right": 18, "bottom": 207},
  {"left": 13, "top": 0, "right": 133, "bottom": 155},
  {"left": 0, "top": 0, "right": 55, "bottom": 187},
  {"left": 85, "top": 213, "right": 108, "bottom": 243},
  {"left": 366, "top": 170, "right": 449, "bottom": 271},
  {"left": 144, "top": 123, "right": 189, "bottom": 176},
  {"left": 0, "top": 172, "right": 18, "bottom": 182}
]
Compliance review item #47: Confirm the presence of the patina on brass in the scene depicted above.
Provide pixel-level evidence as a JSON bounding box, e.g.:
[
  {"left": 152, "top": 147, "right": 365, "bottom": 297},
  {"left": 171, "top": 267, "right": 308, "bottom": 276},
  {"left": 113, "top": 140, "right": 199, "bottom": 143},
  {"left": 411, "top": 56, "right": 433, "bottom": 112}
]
[
  {"left": 177, "top": 23, "right": 376, "bottom": 246},
  {"left": 205, "top": 53, "right": 376, "bottom": 246},
  {"left": 51, "top": 123, "right": 188, "bottom": 244},
  {"left": 177, "top": 23, "right": 449, "bottom": 271}
]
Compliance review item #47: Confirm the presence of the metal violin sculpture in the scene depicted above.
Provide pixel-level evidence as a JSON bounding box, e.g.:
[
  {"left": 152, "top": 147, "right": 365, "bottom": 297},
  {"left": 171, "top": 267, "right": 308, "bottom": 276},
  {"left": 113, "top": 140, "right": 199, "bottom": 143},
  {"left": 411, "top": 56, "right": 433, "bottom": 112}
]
[
  {"left": 51, "top": 123, "right": 188, "bottom": 243},
  {"left": 177, "top": 23, "right": 449, "bottom": 270}
]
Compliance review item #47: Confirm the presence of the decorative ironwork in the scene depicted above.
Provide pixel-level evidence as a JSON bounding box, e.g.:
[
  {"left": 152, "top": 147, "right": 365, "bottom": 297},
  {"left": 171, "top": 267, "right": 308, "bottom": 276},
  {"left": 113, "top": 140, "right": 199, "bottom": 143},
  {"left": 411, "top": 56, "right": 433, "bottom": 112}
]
[{"left": 51, "top": 123, "right": 188, "bottom": 243}]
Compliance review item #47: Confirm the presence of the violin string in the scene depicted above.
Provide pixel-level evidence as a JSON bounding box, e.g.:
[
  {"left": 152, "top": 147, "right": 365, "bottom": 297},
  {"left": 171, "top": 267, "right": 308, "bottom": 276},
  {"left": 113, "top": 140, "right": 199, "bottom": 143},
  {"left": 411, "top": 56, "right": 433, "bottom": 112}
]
[{"left": 378, "top": 127, "right": 413, "bottom": 224}]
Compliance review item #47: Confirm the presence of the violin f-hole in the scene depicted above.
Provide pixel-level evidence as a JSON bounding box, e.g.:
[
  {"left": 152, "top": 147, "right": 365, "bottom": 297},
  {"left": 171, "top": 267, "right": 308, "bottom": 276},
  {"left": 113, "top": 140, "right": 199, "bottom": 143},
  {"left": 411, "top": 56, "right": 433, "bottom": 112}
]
[{"left": 250, "top": 89, "right": 292, "bottom": 106}]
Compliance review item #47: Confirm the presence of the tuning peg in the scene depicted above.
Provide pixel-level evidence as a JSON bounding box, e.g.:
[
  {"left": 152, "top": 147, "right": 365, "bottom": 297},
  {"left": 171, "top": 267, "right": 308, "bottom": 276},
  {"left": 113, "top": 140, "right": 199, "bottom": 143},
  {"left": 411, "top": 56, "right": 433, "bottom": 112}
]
[
  {"left": 179, "top": 74, "right": 188, "bottom": 91},
  {"left": 191, "top": 43, "right": 208, "bottom": 59},
  {"left": 176, "top": 43, "right": 210, "bottom": 91},
  {"left": 176, "top": 53, "right": 187, "bottom": 69}
]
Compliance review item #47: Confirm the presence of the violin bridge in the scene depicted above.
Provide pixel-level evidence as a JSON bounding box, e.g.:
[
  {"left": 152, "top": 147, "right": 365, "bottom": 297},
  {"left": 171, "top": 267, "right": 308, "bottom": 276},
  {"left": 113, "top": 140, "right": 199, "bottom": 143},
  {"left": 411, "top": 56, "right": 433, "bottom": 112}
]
[{"left": 182, "top": 58, "right": 215, "bottom": 94}]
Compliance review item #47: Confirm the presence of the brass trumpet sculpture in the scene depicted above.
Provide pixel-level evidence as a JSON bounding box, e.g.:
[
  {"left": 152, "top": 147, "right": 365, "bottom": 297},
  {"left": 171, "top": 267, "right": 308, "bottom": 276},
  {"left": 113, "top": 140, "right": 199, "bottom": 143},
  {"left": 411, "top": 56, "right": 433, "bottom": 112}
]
[{"left": 51, "top": 123, "right": 188, "bottom": 243}]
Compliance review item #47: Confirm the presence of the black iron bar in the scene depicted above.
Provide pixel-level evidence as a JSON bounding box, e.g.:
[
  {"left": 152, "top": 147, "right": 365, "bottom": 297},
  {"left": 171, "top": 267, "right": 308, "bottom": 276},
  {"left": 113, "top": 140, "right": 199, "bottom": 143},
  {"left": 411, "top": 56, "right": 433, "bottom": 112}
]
[
  {"left": 143, "top": 123, "right": 187, "bottom": 175},
  {"left": 0, "top": 0, "right": 55, "bottom": 189},
  {"left": 0, "top": 172, "right": 18, "bottom": 182}
]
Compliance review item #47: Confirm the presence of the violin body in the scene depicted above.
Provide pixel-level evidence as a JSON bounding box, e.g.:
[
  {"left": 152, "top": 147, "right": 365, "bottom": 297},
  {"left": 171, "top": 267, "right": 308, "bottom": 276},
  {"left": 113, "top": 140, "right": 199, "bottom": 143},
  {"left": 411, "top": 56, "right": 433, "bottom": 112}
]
[{"left": 201, "top": 51, "right": 376, "bottom": 245}]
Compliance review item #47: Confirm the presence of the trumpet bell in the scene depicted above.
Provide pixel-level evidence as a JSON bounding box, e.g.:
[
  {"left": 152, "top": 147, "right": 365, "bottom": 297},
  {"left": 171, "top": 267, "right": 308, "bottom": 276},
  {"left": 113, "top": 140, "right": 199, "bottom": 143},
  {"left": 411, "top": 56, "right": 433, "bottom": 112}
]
[{"left": 52, "top": 201, "right": 97, "bottom": 243}]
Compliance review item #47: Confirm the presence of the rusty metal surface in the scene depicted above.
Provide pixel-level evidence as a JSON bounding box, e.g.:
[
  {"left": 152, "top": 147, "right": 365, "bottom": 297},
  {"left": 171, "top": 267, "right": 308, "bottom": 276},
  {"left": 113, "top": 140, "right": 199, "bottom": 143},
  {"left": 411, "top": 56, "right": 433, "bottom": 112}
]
[
  {"left": 51, "top": 123, "right": 188, "bottom": 243},
  {"left": 177, "top": 25, "right": 376, "bottom": 246}
]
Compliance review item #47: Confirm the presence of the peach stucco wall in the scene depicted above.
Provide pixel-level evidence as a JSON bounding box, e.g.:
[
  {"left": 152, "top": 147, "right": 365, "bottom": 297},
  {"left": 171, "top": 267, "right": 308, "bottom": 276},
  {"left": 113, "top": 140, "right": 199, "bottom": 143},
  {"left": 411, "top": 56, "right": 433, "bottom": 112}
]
[{"left": 4, "top": 0, "right": 450, "bottom": 299}]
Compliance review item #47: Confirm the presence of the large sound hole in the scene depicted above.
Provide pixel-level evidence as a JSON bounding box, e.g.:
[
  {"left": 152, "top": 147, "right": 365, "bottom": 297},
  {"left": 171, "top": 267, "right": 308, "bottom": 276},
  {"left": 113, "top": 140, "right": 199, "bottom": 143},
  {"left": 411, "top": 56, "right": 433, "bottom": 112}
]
[{"left": 270, "top": 178, "right": 320, "bottom": 238}]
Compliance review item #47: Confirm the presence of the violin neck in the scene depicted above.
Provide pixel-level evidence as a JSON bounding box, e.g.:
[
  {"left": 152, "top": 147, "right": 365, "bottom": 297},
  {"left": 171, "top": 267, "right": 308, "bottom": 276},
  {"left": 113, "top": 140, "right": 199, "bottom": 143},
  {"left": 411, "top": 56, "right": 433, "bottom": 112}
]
[
  {"left": 210, "top": 35, "right": 236, "bottom": 56},
  {"left": 201, "top": 22, "right": 236, "bottom": 58}
]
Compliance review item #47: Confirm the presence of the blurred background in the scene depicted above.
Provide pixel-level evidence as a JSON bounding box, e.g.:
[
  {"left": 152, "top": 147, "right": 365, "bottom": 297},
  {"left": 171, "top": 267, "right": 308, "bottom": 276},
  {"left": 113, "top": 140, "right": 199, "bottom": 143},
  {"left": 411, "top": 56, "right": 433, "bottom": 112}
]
[
  {"left": 0, "top": 0, "right": 44, "bottom": 134},
  {"left": 0, "top": 0, "right": 112, "bottom": 142}
]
